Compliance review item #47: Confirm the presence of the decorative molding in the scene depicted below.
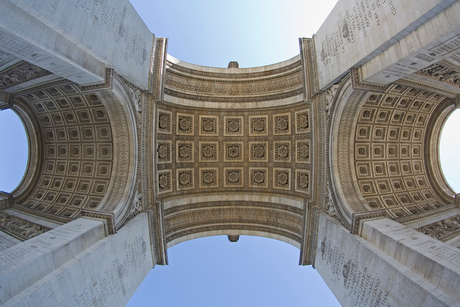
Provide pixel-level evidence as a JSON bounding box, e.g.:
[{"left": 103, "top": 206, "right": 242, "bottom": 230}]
[
  {"left": 149, "top": 38, "right": 168, "bottom": 99},
  {"left": 164, "top": 59, "right": 303, "bottom": 103},
  {"left": 351, "top": 210, "right": 387, "bottom": 235},
  {"left": 164, "top": 202, "right": 304, "bottom": 246},
  {"left": 164, "top": 87, "right": 303, "bottom": 103},
  {"left": 80, "top": 210, "right": 116, "bottom": 235},
  {"left": 155, "top": 103, "right": 311, "bottom": 199},
  {"left": 351, "top": 68, "right": 389, "bottom": 93},
  {"left": 300, "top": 38, "right": 319, "bottom": 99},
  {"left": 331, "top": 77, "right": 369, "bottom": 223},
  {"left": 148, "top": 204, "right": 168, "bottom": 265},
  {"left": 299, "top": 202, "right": 319, "bottom": 266},
  {"left": 13, "top": 205, "right": 72, "bottom": 224},
  {"left": 395, "top": 204, "right": 456, "bottom": 224},
  {"left": 79, "top": 69, "right": 114, "bottom": 92},
  {"left": 166, "top": 59, "right": 302, "bottom": 79}
]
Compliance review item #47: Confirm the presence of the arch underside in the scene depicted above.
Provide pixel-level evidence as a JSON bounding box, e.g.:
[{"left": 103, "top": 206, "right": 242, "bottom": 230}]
[
  {"left": 155, "top": 55, "right": 312, "bottom": 250},
  {"left": 2, "top": 36, "right": 459, "bottom": 249},
  {"left": 6, "top": 73, "right": 138, "bottom": 230},
  {"left": 162, "top": 194, "right": 306, "bottom": 249},
  {"left": 331, "top": 78, "right": 456, "bottom": 228}
]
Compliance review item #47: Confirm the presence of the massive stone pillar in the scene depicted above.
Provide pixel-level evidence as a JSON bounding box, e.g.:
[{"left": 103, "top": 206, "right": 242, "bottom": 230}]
[
  {"left": 315, "top": 213, "right": 460, "bottom": 306},
  {"left": 0, "top": 213, "right": 153, "bottom": 306},
  {"left": 313, "top": 0, "right": 460, "bottom": 90},
  {"left": 0, "top": 0, "right": 154, "bottom": 88},
  {"left": 1, "top": 0, "right": 460, "bottom": 306}
]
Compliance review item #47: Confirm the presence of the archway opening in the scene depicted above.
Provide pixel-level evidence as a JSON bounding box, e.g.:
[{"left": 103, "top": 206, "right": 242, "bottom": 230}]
[
  {"left": 0, "top": 109, "right": 28, "bottom": 193},
  {"left": 440, "top": 109, "right": 460, "bottom": 192},
  {"left": 127, "top": 236, "right": 340, "bottom": 307}
]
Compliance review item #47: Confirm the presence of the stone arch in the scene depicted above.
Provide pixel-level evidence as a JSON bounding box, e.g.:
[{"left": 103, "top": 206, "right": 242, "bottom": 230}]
[
  {"left": 6, "top": 76, "right": 139, "bottom": 231},
  {"left": 95, "top": 75, "right": 140, "bottom": 230},
  {"left": 163, "top": 194, "right": 305, "bottom": 249},
  {"left": 156, "top": 56, "right": 311, "bottom": 201},
  {"left": 330, "top": 75, "right": 456, "bottom": 230}
]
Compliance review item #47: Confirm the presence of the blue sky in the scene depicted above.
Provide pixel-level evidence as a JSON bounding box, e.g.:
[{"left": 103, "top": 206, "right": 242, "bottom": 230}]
[
  {"left": 1, "top": 0, "right": 459, "bottom": 306},
  {"left": 125, "top": 1, "right": 342, "bottom": 305}
]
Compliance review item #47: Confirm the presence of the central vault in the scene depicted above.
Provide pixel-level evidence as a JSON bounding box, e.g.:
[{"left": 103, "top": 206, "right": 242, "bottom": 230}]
[{"left": 155, "top": 54, "right": 312, "bottom": 249}]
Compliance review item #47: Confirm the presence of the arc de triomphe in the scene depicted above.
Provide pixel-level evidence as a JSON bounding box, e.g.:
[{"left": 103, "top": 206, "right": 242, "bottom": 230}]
[{"left": 1, "top": 0, "right": 460, "bottom": 306}]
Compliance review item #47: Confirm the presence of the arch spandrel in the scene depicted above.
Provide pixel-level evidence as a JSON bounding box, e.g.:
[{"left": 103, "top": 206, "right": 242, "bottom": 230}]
[{"left": 330, "top": 76, "right": 457, "bottom": 230}]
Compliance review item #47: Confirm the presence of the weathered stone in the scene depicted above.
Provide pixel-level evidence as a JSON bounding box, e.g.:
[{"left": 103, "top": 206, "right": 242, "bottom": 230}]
[{"left": 1, "top": 0, "right": 460, "bottom": 306}]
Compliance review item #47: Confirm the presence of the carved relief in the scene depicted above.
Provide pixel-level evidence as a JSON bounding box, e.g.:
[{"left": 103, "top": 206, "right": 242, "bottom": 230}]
[
  {"left": 249, "top": 115, "right": 268, "bottom": 136},
  {"left": 274, "top": 141, "right": 291, "bottom": 163},
  {"left": 199, "top": 142, "right": 219, "bottom": 162},
  {"left": 176, "top": 113, "right": 194, "bottom": 135},
  {"left": 417, "top": 214, "right": 460, "bottom": 242},
  {"left": 295, "top": 170, "right": 310, "bottom": 194},
  {"left": 158, "top": 110, "right": 172, "bottom": 134},
  {"left": 176, "top": 141, "right": 194, "bottom": 163},
  {"left": 176, "top": 169, "right": 194, "bottom": 190},
  {"left": 274, "top": 168, "right": 291, "bottom": 191},
  {"left": 273, "top": 113, "right": 291, "bottom": 135},
  {"left": 224, "top": 142, "right": 244, "bottom": 162},
  {"left": 224, "top": 168, "right": 244, "bottom": 187},
  {"left": 419, "top": 63, "right": 460, "bottom": 87},
  {"left": 157, "top": 141, "right": 171, "bottom": 164},
  {"left": 224, "top": 116, "right": 243, "bottom": 136},
  {"left": 295, "top": 110, "right": 310, "bottom": 133},
  {"left": 296, "top": 140, "right": 310, "bottom": 163},
  {"left": 249, "top": 168, "right": 268, "bottom": 188},
  {"left": 249, "top": 142, "right": 268, "bottom": 162},
  {"left": 199, "top": 115, "right": 218, "bottom": 136},
  {"left": 0, "top": 211, "right": 50, "bottom": 241},
  {"left": 158, "top": 170, "right": 172, "bottom": 194},
  {"left": 0, "top": 61, "right": 51, "bottom": 90},
  {"left": 199, "top": 168, "right": 218, "bottom": 188}
]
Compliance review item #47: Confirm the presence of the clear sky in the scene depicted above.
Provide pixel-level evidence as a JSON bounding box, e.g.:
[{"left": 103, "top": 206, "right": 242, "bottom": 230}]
[{"left": 0, "top": 0, "right": 459, "bottom": 306}]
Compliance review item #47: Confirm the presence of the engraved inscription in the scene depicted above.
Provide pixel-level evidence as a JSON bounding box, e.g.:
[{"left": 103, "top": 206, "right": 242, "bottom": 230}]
[
  {"left": 320, "top": 237, "right": 391, "bottom": 306},
  {"left": 320, "top": 0, "right": 398, "bottom": 65}
]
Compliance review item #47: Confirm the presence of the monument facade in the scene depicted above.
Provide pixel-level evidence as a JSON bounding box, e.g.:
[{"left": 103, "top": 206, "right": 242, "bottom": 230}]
[{"left": 1, "top": 0, "right": 460, "bottom": 305}]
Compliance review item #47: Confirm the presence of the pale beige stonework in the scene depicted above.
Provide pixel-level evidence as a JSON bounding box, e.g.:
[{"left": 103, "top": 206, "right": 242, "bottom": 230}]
[{"left": 1, "top": 0, "right": 460, "bottom": 306}]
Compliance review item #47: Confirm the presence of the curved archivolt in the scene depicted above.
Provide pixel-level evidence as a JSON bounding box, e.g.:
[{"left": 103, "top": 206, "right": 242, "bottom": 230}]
[
  {"left": 331, "top": 79, "right": 456, "bottom": 227},
  {"left": 164, "top": 55, "right": 304, "bottom": 108},
  {"left": 163, "top": 194, "right": 305, "bottom": 249},
  {"left": 10, "top": 78, "right": 137, "bottom": 228}
]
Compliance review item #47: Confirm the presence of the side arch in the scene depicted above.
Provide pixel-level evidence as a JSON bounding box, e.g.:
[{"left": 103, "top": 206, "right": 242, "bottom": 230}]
[
  {"left": 330, "top": 76, "right": 456, "bottom": 230},
  {"left": 6, "top": 75, "right": 140, "bottom": 231}
]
